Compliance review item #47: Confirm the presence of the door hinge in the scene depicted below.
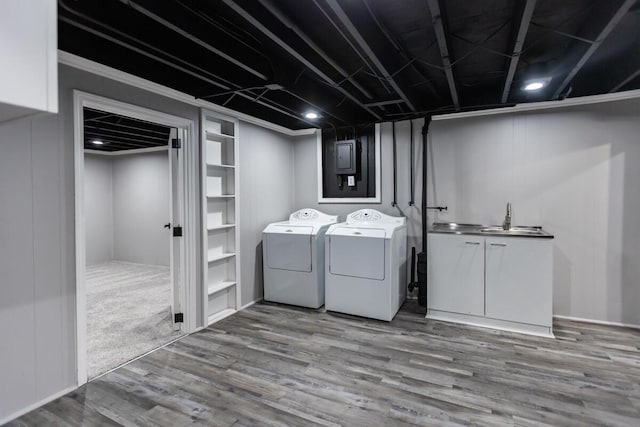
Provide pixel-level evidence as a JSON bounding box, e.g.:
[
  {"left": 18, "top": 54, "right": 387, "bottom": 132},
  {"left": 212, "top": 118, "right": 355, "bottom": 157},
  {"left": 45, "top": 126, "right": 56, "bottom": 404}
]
[
  {"left": 174, "top": 313, "right": 184, "bottom": 323},
  {"left": 172, "top": 138, "right": 182, "bottom": 149},
  {"left": 173, "top": 226, "right": 183, "bottom": 237}
]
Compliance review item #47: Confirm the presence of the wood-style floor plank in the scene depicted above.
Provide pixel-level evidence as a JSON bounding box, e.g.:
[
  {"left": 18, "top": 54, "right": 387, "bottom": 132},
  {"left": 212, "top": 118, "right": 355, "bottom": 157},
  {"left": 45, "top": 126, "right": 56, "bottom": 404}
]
[{"left": 8, "top": 300, "right": 640, "bottom": 426}]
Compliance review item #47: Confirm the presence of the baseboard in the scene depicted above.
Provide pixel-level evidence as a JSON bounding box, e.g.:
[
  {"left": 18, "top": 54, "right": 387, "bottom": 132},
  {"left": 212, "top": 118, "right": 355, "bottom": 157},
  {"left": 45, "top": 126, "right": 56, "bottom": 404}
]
[
  {"left": 239, "top": 298, "right": 262, "bottom": 311},
  {"left": 553, "top": 315, "right": 640, "bottom": 330},
  {"left": 0, "top": 385, "right": 76, "bottom": 425}
]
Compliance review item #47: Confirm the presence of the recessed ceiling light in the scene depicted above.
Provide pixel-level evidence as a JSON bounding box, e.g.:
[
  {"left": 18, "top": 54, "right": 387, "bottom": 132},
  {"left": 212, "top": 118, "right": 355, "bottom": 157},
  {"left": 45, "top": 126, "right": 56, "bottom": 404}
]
[
  {"left": 304, "top": 112, "right": 318, "bottom": 119},
  {"left": 524, "top": 81, "right": 545, "bottom": 91},
  {"left": 92, "top": 140, "right": 104, "bottom": 145}
]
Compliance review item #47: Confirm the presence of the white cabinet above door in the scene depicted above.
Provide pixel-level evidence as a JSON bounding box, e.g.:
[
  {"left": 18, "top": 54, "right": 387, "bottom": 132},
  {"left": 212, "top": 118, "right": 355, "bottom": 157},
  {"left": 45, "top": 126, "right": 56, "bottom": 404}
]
[{"left": 0, "top": 0, "right": 58, "bottom": 123}]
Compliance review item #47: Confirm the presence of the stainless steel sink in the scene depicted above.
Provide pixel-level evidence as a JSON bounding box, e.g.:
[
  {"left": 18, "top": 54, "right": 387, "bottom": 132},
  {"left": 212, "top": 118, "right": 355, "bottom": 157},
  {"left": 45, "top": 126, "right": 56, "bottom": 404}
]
[
  {"left": 430, "top": 223, "right": 553, "bottom": 238},
  {"left": 480, "top": 226, "right": 547, "bottom": 236}
]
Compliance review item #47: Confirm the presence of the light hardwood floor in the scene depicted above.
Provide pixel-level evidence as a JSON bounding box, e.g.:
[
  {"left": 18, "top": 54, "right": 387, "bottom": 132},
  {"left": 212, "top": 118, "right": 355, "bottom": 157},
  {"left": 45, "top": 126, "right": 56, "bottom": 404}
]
[{"left": 8, "top": 301, "right": 640, "bottom": 426}]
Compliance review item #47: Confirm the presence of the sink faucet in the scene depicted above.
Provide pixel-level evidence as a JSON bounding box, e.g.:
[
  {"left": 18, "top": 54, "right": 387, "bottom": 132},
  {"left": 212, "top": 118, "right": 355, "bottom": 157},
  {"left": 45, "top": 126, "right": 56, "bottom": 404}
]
[{"left": 502, "top": 202, "right": 512, "bottom": 230}]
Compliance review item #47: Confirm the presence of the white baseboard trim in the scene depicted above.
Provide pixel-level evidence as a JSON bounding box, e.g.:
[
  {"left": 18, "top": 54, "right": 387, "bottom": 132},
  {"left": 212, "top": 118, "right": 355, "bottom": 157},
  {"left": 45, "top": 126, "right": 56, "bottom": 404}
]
[
  {"left": 1, "top": 385, "right": 77, "bottom": 425},
  {"left": 239, "top": 298, "right": 262, "bottom": 311},
  {"left": 553, "top": 315, "right": 640, "bottom": 330}
]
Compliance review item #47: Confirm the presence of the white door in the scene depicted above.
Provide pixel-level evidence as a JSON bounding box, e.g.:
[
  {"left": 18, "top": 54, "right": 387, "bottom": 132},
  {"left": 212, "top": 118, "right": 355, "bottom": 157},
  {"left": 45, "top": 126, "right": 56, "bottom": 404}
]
[
  {"left": 169, "top": 128, "right": 185, "bottom": 331},
  {"left": 427, "top": 234, "right": 485, "bottom": 316},
  {"left": 485, "top": 237, "right": 553, "bottom": 326}
]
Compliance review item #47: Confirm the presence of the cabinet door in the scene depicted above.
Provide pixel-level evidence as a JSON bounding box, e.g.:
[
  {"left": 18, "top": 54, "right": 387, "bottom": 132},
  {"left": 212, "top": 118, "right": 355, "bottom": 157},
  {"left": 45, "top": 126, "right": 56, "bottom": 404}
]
[
  {"left": 427, "top": 234, "right": 485, "bottom": 316},
  {"left": 485, "top": 237, "right": 552, "bottom": 326}
]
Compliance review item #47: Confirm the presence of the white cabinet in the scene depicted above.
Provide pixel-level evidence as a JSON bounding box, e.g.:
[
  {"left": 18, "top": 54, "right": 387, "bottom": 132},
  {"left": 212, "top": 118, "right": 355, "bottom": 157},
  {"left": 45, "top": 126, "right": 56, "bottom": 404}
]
[
  {"left": 201, "top": 110, "right": 239, "bottom": 325},
  {"left": 427, "top": 233, "right": 553, "bottom": 337},
  {"left": 485, "top": 237, "right": 553, "bottom": 327},
  {"left": 0, "top": 0, "right": 58, "bottom": 122},
  {"left": 427, "top": 234, "right": 484, "bottom": 316}
]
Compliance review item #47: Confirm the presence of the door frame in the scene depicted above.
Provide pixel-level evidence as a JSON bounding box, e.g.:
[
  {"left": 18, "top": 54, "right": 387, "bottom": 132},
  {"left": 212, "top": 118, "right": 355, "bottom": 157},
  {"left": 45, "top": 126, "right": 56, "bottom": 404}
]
[{"left": 73, "top": 90, "right": 198, "bottom": 386}]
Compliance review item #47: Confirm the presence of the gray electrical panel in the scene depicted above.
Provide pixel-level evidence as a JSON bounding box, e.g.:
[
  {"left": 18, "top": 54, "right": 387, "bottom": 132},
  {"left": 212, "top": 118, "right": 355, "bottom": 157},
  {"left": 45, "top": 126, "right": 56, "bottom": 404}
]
[{"left": 335, "top": 139, "right": 357, "bottom": 175}]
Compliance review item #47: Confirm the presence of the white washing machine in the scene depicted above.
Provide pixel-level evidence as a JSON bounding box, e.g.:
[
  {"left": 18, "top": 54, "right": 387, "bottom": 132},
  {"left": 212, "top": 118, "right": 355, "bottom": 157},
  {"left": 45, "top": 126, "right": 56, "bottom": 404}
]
[
  {"left": 325, "top": 209, "right": 407, "bottom": 321},
  {"left": 263, "top": 208, "right": 338, "bottom": 308}
]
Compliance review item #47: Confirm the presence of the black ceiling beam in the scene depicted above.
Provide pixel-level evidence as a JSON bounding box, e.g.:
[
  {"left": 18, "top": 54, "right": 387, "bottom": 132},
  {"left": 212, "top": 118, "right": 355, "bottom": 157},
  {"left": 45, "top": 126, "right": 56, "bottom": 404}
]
[
  {"left": 85, "top": 126, "right": 168, "bottom": 143},
  {"left": 426, "top": 0, "right": 460, "bottom": 110},
  {"left": 501, "top": 0, "right": 537, "bottom": 103},
  {"left": 258, "top": 0, "right": 374, "bottom": 101},
  {"left": 221, "top": 0, "right": 382, "bottom": 121},
  {"left": 118, "top": 0, "right": 269, "bottom": 81},
  {"left": 84, "top": 120, "right": 170, "bottom": 137},
  {"left": 84, "top": 131, "right": 165, "bottom": 147},
  {"left": 610, "top": 68, "right": 640, "bottom": 93},
  {"left": 362, "top": 0, "right": 441, "bottom": 101},
  {"left": 324, "top": 0, "right": 417, "bottom": 112},
  {"left": 59, "top": 15, "right": 318, "bottom": 128},
  {"left": 552, "top": 0, "right": 637, "bottom": 99}
]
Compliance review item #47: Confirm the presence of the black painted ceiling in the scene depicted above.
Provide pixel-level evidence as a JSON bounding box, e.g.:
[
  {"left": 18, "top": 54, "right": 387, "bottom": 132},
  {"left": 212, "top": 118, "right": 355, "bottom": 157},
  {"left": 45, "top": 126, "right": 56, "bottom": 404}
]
[
  {"left": 61, "top": 0, "right": 640, "bottom": 130},
  {"left": 84, "top": 107, "right": 171, "bottom": 151}
]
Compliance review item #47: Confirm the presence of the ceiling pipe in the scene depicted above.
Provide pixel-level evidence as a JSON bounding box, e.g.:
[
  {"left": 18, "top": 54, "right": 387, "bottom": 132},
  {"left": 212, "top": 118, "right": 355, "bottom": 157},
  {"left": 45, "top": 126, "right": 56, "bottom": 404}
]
[
  {"left": 59, "top": 16, "right": 318, "bottom": 127},
  {"left": 553, "top": 0, "right": 636, "bottom": 99},
  {"left": 324, "top": 0, "right": 416, "bottom": 112},
  {"left": 259, "top": 0, "right": 374, "bottom": 101},
  {"left": 221, "top": 0, "right": 382, "bottom": 120},
  {"left": 118, "top": 0, "right": 269, "bottom": 81},
  {"left": 427, "top": 0, "right": 460, "bottom": 110},
  {"left": 363, "top": 0, "right": 440, "bottom": 100},
  {"left": 501, "top": 0, "right": 537, "bottom": 103},
  {"left": 312, "top": 0, "right": 393, "bottom": 96}
]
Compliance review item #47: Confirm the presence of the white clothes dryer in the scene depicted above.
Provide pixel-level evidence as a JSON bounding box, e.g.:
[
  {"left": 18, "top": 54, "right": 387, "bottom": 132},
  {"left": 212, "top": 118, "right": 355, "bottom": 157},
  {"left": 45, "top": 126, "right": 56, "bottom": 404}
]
[
  {"left": 325, "top": 209, "right": 407, "bottom": 321},
  {"left": 263, "top": 208, "right": 338, "bottom": 308}
]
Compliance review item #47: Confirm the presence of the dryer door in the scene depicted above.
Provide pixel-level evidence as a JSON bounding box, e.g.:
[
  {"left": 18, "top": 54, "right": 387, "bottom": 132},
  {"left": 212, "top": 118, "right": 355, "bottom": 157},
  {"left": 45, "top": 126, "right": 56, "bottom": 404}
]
[
  {"left": 329, "top": 228, "right": 386, "bottom": 280},
  {"left": 265, "top": 225, "right": 313, "bottom": 272}
]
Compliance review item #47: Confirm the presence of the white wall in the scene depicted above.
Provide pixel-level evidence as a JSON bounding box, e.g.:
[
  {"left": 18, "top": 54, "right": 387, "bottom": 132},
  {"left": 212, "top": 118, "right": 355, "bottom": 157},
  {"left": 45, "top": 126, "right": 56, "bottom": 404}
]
[
  {"left": 0, "top": 64, "right": 202, "bottom": 423},
  {"left": 428, "top": 98, "right": 640, "bottom": 326},
  {"left": 238, "top": 121, "right": 295, "bottom": 306},
  {"left": 84, "top": 154, "right": 113, "bottom": 265},
  {"left": 112, "top": 151, "right": 170, "bottom": 267}
]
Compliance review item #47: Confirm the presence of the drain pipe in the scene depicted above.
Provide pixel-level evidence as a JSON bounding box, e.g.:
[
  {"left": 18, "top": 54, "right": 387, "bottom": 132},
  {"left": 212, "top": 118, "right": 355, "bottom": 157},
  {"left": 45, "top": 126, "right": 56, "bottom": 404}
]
[{"left": 417, "top": 116, "right": 432, "bottom": 307}]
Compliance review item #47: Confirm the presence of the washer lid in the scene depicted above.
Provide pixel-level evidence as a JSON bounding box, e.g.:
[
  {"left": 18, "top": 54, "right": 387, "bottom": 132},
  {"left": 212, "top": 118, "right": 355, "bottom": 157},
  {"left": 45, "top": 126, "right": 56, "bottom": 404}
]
[
  {"left": 328, "top": 227, "right": 386, "bottom": 238},
  {"left": 263, "top": 224, "right": 314, "bottom": 235}
]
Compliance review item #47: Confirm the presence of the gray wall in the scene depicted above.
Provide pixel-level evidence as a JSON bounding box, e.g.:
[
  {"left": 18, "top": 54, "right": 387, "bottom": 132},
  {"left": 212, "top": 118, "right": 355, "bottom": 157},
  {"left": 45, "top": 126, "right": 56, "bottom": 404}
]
[
  {"left": 84, "top": 154, "right": 113, "bottom": 265},
  {"left": 112, "top": 151, "right": 170, "bottom": 267},
  {"left": 238, "top": 121, "right": 295, "bottom": 307},
  {"left": 427, "top": 99, "right": 640, "bottom": 326},
  {"left": 0, "top": 64, "right": 201, "bottom": 422},
  {"left": 293, "top": 122, "right": 425, "bottom": 299}
]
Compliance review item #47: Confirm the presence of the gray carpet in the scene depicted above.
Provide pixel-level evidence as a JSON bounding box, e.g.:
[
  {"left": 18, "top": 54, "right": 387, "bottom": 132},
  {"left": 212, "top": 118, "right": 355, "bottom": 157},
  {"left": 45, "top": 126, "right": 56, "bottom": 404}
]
[{"left": 86, "top": 261, "right": 184, "bottom": 379}]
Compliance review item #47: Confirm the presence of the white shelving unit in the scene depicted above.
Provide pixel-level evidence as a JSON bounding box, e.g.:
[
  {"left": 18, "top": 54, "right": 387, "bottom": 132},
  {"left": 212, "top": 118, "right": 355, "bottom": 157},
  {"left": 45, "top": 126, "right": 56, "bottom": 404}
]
[{"left": 201, "top": 110, "right": 240, "bottom": 325}]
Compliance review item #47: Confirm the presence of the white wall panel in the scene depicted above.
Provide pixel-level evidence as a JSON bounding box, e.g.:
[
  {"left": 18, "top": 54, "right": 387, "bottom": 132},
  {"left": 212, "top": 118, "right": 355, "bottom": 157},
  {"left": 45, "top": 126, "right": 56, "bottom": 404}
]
[
  {"left": 238, "top": 121, "right": 295, "bottom": 306},
  {"left": 84, "top": 154, "right": 113, "bottom": 265}
]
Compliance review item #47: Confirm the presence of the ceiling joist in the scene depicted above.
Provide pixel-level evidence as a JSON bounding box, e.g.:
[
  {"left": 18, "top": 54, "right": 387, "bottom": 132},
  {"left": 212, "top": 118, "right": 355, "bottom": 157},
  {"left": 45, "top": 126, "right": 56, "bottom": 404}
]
[
  {"left": 501, "top": 0, "right": 537, "bottom": 103},
  {"left": 427, "top": 0, "right": 460, "bottom": 110}
]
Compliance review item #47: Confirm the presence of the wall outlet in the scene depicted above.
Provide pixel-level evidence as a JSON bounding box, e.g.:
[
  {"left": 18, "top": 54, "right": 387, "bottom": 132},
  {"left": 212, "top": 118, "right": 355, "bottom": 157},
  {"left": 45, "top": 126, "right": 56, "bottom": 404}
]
[{"left": 347, "top": 175, "right": 355, "bottom": 186}]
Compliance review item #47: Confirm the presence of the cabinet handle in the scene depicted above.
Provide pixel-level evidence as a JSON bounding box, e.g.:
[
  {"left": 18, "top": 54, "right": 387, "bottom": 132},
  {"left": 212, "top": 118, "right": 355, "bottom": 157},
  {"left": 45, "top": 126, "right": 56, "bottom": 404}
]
[
  {"left": 490, "top": 242, "right": 507, "bottom": 247},
  {"left": 465, "top": 241, "right": 480, "bottom": 245}
]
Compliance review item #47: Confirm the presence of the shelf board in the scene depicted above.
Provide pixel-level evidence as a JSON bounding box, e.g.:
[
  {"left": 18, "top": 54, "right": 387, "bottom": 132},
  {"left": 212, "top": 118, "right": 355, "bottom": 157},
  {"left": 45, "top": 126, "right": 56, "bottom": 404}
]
[
  {"left": 207, "top": 223, "right": 236, "bottom": 231},
  {"left": 208, "top": 281, "right": 236, "bottom": 296},
  {"left": 207, "top": 308, "right": 236, "bottom": 326},
  {"left": 206, "top": 130, "right": 234, "bottom": 141},
  {"left": 206, "top": 194, "right": 235, "bottom": 199},
  {"left": 207, "top": 163, "right": 235, "bottom": 169},
  {"left": 207, "top": 252, "right": 236, "bottom": 263}
]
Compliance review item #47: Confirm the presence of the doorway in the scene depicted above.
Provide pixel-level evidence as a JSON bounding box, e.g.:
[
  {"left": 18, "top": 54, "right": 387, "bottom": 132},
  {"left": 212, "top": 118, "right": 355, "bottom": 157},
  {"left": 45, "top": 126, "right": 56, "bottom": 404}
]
[{"left": 74, "top": 92, "right": 198, "bottom": 385}]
